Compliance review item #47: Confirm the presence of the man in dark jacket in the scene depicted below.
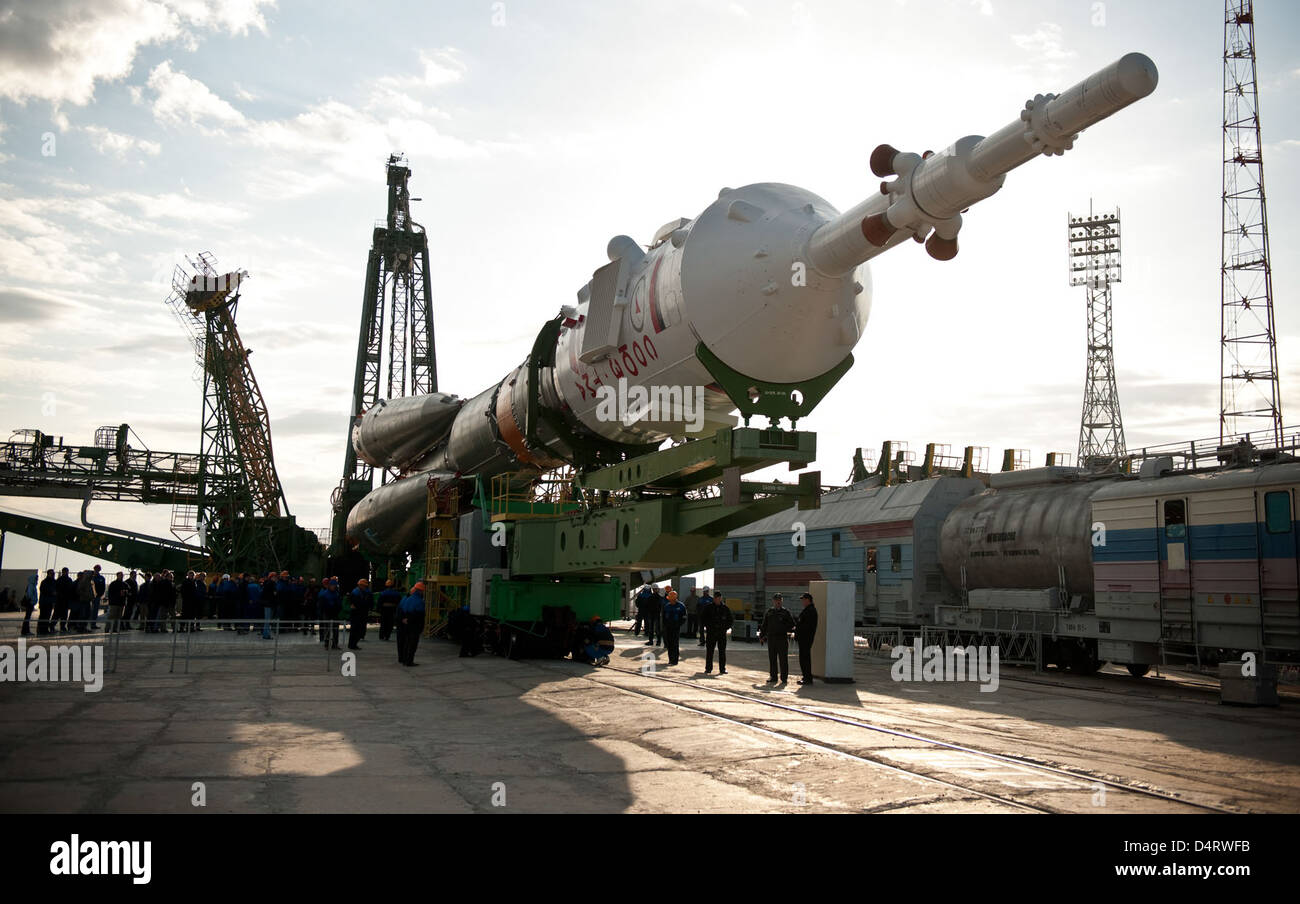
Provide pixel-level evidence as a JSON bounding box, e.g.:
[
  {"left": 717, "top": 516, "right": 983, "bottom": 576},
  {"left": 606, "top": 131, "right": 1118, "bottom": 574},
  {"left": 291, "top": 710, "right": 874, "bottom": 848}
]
[
  {"left": 396, "top": 583, "right": 426, "bottom": 666},
  {"left": 179, "top": 571, "right": 201, "bottom": 631},
  {"left": 795, "top": 592, "right": 819, "bottom": 685},
  {"left": 633, "top": 584, "right": 652, "bottom": 636},
  {"left": 105, "top": 571, "right": 128, "bottom": 633},
  {"left": 759, "top": 593, "right": 796, "bottom": 684},
  {"left": 377, "top": 579, "right": 402, "bottom": 641},
  {"left": 38, "top": 569, "right": 56, "bottom": 636},
  {"left": 703, "top": 596, "right": 734, "bottom": 675},
  {"left": 55, "top": 567, "right": 76, "bottom": 633},
  {"left": 696, "top": 586, "right": 714, "bottom": 646},
  {"left": 151, "top": 571, "right": 176, "bottom": 633},
  {"left": 347, "top": 579, "right": 372, "bottom": 650},
  {"left": 317, "top": 579, "right": 341, "bottom": 648},
  {"left": 643, "top": 585, "right": 663, "bottom": 647},
  {"left": 91, "top": 564, "right": 106, "bottom": 629}
]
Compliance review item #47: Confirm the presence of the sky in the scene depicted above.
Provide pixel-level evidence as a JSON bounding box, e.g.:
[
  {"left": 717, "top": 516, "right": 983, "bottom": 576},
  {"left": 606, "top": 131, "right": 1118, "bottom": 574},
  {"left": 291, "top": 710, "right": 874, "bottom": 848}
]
[{"left": 0, "top": 0, "right": 1298, "bottom": 575}]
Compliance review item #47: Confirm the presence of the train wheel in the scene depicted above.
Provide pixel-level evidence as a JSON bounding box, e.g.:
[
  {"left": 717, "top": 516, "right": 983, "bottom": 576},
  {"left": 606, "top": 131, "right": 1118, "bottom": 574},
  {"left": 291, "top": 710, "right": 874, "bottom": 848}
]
[{"left": 1126, "top": 663, "right": 1151, "bottom": 678}]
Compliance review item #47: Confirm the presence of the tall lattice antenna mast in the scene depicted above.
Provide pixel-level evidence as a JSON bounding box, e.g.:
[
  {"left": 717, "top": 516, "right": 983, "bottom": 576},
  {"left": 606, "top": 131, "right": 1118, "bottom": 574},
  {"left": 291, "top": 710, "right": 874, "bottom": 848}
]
[
  {"left": 1221, "top": 0, "right": 1282, "bottom": 445},
  {"left": 1069, "top": 204, "right": 1126, "bottom": 471}
]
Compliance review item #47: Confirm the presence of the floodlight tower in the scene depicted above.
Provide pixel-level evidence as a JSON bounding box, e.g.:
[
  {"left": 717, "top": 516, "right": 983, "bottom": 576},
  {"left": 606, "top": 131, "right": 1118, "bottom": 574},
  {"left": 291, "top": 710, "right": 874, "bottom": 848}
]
[
  {"left": 1068, "top": 206, "right": 1126, "bottom": 470},
  {"left": 1221, "top": 0, "right": 1282, "bottom": 446}
]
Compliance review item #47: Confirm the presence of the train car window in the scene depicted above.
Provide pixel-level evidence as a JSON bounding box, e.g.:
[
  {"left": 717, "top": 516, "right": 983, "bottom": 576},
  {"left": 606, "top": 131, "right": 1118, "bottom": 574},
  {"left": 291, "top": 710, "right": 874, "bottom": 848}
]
[
  {"left": 731, "top": 541, "right": 738, "bottom": 563},
  {"left": 1265, "top": 492, "right": 1293, "bottom": 534},
  {"left": 866, "top": 547, "right": 877, "bottom": 574},
  {"left": 890, "top": 545, "right": 902, "bottom": 572},
  {"left": 832, "top": 532, "right": 841, "bottom": 557},
  {"left": 796, "top": 544, "right": 806, "bottom": 560},
  {"left": 1164, "top": 500, "right": 1186, "bottom": 539}
]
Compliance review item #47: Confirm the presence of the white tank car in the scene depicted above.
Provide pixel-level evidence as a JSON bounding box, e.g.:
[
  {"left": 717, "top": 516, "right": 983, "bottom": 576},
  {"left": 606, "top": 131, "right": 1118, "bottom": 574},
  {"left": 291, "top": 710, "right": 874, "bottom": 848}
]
[{"left": 346, "top": 53, "right": 1159, "bottom": 557}]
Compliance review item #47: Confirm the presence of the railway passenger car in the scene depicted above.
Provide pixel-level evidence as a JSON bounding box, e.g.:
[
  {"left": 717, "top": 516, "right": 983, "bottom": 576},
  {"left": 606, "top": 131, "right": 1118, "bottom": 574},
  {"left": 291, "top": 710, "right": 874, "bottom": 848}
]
[{"left": 713, "top": 452, "right": 1300, "bottom": 676}]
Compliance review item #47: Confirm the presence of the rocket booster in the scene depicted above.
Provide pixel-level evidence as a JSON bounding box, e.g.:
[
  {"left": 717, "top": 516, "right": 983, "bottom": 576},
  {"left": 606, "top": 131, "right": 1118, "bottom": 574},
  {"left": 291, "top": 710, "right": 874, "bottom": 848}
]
[{"left": 345, "top": 53, "right": 1158, "bottom": 557}]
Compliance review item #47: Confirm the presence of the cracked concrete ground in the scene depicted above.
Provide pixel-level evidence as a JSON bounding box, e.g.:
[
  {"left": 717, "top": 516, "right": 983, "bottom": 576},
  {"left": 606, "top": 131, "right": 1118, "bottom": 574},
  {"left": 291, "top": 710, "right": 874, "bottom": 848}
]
[{"left": 0, "top": 621, "right": 1296, "bottom": 813}]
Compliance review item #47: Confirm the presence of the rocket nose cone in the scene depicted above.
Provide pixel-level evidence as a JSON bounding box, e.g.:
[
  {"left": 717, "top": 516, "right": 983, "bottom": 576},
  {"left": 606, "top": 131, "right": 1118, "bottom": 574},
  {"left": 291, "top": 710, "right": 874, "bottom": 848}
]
[
  {"left": 683, "top": 183, "right": 870, "bottom": 385},
  {"left": 1116, "top": 52, "right": 1158, "bottom": 100}
]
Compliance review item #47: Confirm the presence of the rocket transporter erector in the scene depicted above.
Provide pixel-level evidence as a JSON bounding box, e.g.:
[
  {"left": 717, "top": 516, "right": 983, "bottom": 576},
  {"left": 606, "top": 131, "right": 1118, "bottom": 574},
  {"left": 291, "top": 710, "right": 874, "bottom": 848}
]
[{"left": 345, "top": 53, "right": 1159, "bottom": 558}]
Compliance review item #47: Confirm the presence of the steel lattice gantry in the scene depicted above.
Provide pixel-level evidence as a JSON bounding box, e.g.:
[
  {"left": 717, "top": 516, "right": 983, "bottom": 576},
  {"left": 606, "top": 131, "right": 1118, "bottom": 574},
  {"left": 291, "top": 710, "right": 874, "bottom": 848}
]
[
  {"left": 1221, "top": 0, "right": 1283, "bottom": 445},
  {"left": 331, "top": 154, "right": 438, "bottom": 555},
  {"left": 1068, "top": 207, "right": 1127, "bottom": 471},
  {"left": 164, "top": 254, "right": 319, "bottom": 575}
]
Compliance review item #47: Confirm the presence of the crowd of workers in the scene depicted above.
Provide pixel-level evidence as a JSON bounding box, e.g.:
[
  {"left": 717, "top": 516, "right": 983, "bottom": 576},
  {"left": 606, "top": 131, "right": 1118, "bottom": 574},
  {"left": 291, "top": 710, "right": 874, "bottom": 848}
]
[
  {"left": 23, "top": 566, "right": 433, "bottom": 666},
  {"left": 13, "top": 566, "right": 821, "bottom": 681}
]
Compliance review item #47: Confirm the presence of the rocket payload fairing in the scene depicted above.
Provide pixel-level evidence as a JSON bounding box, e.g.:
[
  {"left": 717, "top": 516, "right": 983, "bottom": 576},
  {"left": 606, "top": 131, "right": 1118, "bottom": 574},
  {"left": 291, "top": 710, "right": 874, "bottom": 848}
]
[{"left": 345, "top": 53, "right": 1159, "bottom": 557}]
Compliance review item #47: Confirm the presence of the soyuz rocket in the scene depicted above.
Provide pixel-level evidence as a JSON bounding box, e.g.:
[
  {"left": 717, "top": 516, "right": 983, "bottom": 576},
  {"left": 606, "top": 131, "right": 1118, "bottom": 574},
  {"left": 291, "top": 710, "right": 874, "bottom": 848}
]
[{"left": 345, "top": 53, "right": 1159, "bottom": 558}]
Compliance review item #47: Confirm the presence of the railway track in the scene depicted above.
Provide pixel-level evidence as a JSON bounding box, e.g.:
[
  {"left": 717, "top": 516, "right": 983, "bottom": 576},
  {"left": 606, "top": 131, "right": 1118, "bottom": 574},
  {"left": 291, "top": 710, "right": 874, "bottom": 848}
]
[{"left": 532, "top": 655, "right": 1238, "bottom": 814}]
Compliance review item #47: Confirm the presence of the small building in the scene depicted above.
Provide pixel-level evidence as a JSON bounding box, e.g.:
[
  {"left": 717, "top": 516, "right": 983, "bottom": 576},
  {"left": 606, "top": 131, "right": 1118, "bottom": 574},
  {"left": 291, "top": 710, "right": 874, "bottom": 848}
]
[{"left": 713, "top": 476, "right": 983, "bottom": 624}]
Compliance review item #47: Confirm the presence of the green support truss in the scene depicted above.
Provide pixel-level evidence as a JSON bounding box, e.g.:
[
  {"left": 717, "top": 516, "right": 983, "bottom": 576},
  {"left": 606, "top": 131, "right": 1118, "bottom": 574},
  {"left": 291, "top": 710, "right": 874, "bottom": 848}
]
[{"left": 506, "top": 427, "right": 820, "bottom": 577}]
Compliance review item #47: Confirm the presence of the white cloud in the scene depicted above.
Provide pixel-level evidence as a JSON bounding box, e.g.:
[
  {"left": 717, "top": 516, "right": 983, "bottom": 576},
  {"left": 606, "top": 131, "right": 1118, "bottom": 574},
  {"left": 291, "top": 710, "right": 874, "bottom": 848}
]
[
  {"left": 419, "top": 48, "right": 467, "bottom": 89},
  {"left": 1010, "top": 22, "right": 1076, "bottom": 71},
  {"left": 970, "top": 0, "right": 993, "bottom": 14},
  {"left": 82, "top": 124, "right": 163, "bottom": 158},
  {"left": 147, "top": 60, "right": 247, "bottom": 127},
  {"left": 167, "top": 0, "right": 275, "bottom": 35},
  {"left": 0, "top": 0, "right": 275, "bottom": 106}
]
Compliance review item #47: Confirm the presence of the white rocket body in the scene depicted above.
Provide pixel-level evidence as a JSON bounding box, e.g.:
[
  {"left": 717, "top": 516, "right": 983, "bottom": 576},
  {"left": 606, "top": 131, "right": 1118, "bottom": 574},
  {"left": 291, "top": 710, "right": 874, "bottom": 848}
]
[{"left": 345, "top": 53, "right": 1159, "bottom": 557}]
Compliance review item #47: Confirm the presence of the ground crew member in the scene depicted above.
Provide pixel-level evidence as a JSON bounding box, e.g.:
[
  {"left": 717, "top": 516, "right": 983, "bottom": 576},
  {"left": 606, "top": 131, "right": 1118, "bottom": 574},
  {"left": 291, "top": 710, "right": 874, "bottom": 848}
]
[
  {"left": 38, "top": 569, "right": 56, "bottom": 636},
  {"left": 661, "top": 590, "right": 687, "bottom": 665},
  {"left": 703, "top": 596, "right": 733, "bottom": 675},
  {"left": 585, "top": 616, "right": 616, "bottom": 666},
  {"left": 795, "top": 591, "right": 819, "bottom": 685},
  {"left": 348, "top": 578, "right": 372, "bottom": 650},
  {"left": 55, "top": 567, "right": 75, "bottom": 633},
  {"left": 377, "top": 579, "right": 402, "bottom": 641},
  {"left": 643, "top": 585, "right": 663, "bottom": 646},
  {"left": 683, "top": 586, "right": 699, "bottom": 638},
  {"left": 696, "top": 586, "right": 714, "bottom": 646},
  {"left": 397, "top": 582, "right": 426, "bottom": 666},
  {"left": 317, "top": 579, "right": 341, "bottom": 648},
  {"left": 106, "top": 571, "right": 128, "bottom": 633},
  {"left": 759, "top": 593, "right": 796, "bottom": 684},
  {"left": 633, "top": 584, "right": 653, "bottom": 636}
]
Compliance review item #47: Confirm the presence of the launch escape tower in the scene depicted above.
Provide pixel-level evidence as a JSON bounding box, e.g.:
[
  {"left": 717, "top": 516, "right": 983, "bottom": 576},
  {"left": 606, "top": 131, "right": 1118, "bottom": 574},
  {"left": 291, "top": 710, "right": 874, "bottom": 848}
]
[
  {"left": 330, "top": 154, "right": 437, "bottom": 556},
  {"left": 1220, "top": 0, "right": 1283, "bottom": 445},
  {"left": 1068, "top": 206, "right": 1127, "bottom": 471}
]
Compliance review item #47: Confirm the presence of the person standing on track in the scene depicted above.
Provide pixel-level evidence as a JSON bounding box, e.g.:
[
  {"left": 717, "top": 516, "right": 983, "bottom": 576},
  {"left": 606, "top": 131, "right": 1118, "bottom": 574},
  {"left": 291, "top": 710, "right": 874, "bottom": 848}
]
[{"left": 759, "top": 593, "right": 796, "bottom": 685}]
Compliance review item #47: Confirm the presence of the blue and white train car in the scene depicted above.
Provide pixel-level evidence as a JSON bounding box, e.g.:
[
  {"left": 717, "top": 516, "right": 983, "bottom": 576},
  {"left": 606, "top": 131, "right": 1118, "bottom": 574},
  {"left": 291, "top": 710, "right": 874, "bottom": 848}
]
[{"left": 1091, "top": 462, "right": 1300, "bottom": 667}]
